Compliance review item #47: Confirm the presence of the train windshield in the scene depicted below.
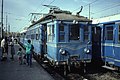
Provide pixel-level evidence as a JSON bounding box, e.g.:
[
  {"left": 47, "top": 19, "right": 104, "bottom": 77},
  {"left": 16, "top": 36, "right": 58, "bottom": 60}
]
[
  {"left": 47, "top": 25, "right": 54, "bottom": 42},
  {"left": 69, "top": 24, "right": 80, "bottom": 40},
  {"left": 84, "top": 26, "right": 89, "bottom": 41}
]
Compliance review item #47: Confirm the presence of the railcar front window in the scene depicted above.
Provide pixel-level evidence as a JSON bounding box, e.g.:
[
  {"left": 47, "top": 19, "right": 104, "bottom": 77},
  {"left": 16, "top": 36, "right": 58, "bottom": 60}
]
[
  {"left": 69, "top": 24, "right": 80, "bottom": 40},
  {"left": 59, "top": 24, "right": 65, "bottom": 42},
  {"left": 47, "top": 25, "right": 54, "bottom": 42},
  {"left": 84, "top": 26, "right": 89, "bottom": 41},
  {"left": 105, "top": 26, "right": 113, "bottom": 40}
]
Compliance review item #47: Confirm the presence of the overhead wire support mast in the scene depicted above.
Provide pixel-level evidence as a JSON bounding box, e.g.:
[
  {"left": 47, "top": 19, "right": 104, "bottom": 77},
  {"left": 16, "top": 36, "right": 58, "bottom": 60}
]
[
  {"left": 88, "top": 0, "right": 99, "bottom": 19},
  {"left": 1, "top": 0, "right": 3, "bottom": 39},
  {"left": 6, "top": 14, "right": 7, "bottom": 37},
  {"left": 72, "top": 0, "right": 99, "bottom": 19}
]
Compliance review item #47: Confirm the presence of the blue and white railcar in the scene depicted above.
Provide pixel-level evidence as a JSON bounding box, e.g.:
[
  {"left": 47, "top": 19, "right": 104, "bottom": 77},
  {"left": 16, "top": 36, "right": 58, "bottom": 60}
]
[
  {"left": 24, "top": 8, "right": 92, "bottom": 75},
  {"left": 98, "top": 20, "right": 120, "bottom": 70},
  {"left": 42, "top": 13, "right": 92, "bottom": 69}
]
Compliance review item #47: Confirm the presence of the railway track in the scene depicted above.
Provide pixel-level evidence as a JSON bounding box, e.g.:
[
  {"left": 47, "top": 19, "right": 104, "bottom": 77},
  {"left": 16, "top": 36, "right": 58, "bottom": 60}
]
[{"left": 35, "top": 57, "right": 120, "bottom": 80}]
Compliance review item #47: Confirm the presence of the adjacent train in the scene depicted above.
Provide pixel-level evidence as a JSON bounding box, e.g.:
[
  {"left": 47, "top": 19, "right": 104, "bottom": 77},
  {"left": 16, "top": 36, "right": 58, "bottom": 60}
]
[
  {"left": 20, "top": 7, "right": 93, "bottom": 75},
  {"left": 93, "top": 20, "right": 120, "bottom": 71}
]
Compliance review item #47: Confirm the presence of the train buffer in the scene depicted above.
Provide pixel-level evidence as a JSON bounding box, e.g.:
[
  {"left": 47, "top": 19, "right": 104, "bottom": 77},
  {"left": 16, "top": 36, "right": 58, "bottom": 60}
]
[{"left": 0, "top": 44, "right": 54, "bottom": 80}]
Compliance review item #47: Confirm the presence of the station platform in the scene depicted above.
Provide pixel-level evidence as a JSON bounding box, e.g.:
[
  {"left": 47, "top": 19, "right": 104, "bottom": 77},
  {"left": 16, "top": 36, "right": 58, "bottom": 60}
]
[{"left": 0, "top": 43, "right": 54, "bottom": 80}]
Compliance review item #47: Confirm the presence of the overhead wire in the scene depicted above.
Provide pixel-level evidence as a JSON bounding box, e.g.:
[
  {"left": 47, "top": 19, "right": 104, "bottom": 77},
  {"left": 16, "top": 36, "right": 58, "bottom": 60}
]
[
  {"left": 22, "top": 0, "right": 56, "bottom": 29},
  {"left": 29, "top": 0, "right": 56, "bottom": 22},
  {"left": 92, "top": 2, "right": 120, "bottom": 15},
  {"left": 39, "top": 0, "right": 56, "bottom": 12},
  {"left": 72, "top": 0, "right": 99, "bottom": 13},
  {"left": 72, "top": 0, "right": 120, "bottom": 19},
  {"left": 34, "top": 0, "right": 47, "bottom": 12}
]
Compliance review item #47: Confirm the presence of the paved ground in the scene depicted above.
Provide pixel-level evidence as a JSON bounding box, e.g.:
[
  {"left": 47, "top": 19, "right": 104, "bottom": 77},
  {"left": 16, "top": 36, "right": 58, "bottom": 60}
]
[{"left": 0, "top": 43, "right": 54, "bottom": 80}]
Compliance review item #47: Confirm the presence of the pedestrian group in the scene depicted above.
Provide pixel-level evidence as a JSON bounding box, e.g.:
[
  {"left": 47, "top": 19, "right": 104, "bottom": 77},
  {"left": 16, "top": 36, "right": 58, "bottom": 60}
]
[{"left": 0, "top": 36, "right": 34, "bottom": 67}]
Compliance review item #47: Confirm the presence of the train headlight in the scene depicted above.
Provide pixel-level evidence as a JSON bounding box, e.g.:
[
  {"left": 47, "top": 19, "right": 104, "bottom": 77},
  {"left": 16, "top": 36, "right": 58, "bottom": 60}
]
[
  {"left": 84, "top": 48, "right": 90, "bottom": 54},
  {"left": 59, "top": 48, "right": 66, "bottom": 55}
]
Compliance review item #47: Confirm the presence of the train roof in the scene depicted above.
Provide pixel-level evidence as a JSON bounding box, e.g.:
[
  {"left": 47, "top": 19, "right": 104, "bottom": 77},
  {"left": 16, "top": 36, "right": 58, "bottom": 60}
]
[
  {"left": 29, "top": 13, "right": 92, "bottom": 27},
  {"left": 39, "top": 13, "right": 92, "bottom": 22},
  {"left": 92, "top": 14, "right": 120, "bottom": 24}
]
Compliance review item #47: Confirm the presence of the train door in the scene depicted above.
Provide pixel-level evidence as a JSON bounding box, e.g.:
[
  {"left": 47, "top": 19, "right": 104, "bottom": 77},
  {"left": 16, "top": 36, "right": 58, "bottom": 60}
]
[
  {"left": 92, "top": 26, "right": 102, "bottom": 63},
  {"left": 103, "top": 24, "right": 115, "bottom": 63},
  {"left": 41, "top": 24, "right": 47, "bottom": 58},
  {"left": 114, "top": 23, "right": 120, "bottom": 67}
]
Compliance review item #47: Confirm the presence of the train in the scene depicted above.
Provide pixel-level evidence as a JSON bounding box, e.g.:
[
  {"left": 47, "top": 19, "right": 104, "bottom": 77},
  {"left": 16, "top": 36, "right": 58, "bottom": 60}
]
[
  {"left": 19, "top": 6, "right": 120, "bottom": 75},
  {"left": 92, "top": 20, "right": 120, "bottom": 71},
  {"left": 19, "top": 6, "right": 93, "bottom": 75}
]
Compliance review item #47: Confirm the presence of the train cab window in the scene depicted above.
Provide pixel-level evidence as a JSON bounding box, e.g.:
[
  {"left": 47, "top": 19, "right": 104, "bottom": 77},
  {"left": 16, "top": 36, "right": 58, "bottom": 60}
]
[
  {"left": 84, "top": 26, "right": 89, "bottom": 41},
  {"left": 69, "top": 24, "right": 80, "bottom": 40},
  {"left": 59, "top": 24, "right": 65, "bottom": 42},
  {"left": 47, "top": 25, "right": 54, "bottom": 42},
  {"left": 59, "top": 24, "right": 64, "bottom": 31},
  {"left": 105, "top": 26, "right": 113, "bottom": 40}
]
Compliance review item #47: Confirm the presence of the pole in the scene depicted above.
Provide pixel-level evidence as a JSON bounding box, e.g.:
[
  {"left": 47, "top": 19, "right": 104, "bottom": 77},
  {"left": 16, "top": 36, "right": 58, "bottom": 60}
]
[
  {"left": 1, "top": 0, "right": 3, "bottom": 39},
  {"left": 89, "top": 4, "right": 90, "bottom": 19},
  {"left": 8, "top": 24, "right": 10, "bottom": 36},
  {"left": 6, "top": 14, "right": 7, "bottom": 37}
]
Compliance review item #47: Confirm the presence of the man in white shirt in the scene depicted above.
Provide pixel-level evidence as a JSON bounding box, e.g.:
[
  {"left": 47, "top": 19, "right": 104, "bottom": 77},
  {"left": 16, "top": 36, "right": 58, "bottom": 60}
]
[{"left": 1, "top": 38, "right": 5, "bottom": 60}]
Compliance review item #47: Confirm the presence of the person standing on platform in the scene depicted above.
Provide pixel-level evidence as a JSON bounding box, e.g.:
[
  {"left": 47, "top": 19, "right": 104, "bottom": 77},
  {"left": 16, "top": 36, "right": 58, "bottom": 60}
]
[
  {"left": 25, "top": 40, "right": 34, "bottom": 67},
  {"left": 9, "top": 39, "right": 15, "bottom": 60},
  {"left": 4, "top": 37, "right": 8, "bottom": 55},
  {"left": 1, "top": 38, "right": 5, "bottom": 61},
  {"left": 11, "top": 36, "right": 14, "bottom": 42},
  {"left": 1, "top": 37, "right": 8, "bottom": 61},
  {"left": 17, "top": 48, "right": 24, "bottom": 65}
]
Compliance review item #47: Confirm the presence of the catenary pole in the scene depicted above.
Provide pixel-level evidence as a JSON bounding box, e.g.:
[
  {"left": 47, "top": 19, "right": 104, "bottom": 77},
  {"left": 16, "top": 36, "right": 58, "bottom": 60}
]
[{"left": 1, "top": 0, "right": 4, "bottom": 39}]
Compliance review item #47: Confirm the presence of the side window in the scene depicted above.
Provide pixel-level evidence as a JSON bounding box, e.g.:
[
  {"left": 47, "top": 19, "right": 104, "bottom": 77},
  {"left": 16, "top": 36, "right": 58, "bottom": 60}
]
[
  {"left": 84, "top": 26, "right": 89, "bottom": 41},
  {"left": 105, "top": 26, "right": 113, "bottom": 40},
  {"left": 59, "top": 24, "right": 65, "bottom": 42},
  {"left": 31, "top": 34, "right": 34, "bottom": 39},
  {"left": 69, "top": 24, "right": 80, "bottom": 40},
  {"left": 36, "top": 34, "right": 39, "bottom": 40},
  {"left": 31, "top": 30, "right": 34, "bottom": 39},
  {"left": 36, "top": 28, "right": 40, "bottom": 40}
]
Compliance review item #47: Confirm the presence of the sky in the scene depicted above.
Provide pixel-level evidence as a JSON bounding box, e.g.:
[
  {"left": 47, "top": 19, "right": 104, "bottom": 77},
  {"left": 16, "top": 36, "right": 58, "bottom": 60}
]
[{"left": 1, "top": 0, "right": 120, "bottom": 32}]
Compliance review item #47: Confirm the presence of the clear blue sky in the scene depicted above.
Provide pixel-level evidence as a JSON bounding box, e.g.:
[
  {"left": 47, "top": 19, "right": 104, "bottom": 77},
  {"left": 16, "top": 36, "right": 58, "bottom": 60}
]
[{"left": 1, "top": 0, "right": 120, "bottom": 32}]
